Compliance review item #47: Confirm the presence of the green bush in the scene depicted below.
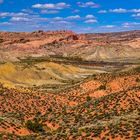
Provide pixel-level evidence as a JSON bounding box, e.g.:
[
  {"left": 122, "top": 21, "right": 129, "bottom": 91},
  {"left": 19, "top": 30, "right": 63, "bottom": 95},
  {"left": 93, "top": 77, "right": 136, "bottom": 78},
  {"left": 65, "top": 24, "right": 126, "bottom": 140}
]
[
  {"left": 0, "top": 39, "right": 3, "bottom": 43},
  {"left": 136, "top": 78, "right": 140, "bottom": 82},
  {"left": 99, "top": 85, "right": 106, "bottom": 90},
  {"left": 26, "top": 120, "right": 43, "bottom": 133},
  {"left": 86, "top": 96, "right": 92, "bottom": 102},
  {"left": 134, "top": 66, "right": 140, "bottom": 72}
]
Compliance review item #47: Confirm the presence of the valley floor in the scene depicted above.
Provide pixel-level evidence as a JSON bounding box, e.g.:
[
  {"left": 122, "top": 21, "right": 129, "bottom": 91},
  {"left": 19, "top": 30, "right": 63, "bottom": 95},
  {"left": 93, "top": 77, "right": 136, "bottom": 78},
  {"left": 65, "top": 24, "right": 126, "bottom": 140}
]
[{"left": 0, "top": 59, "right": 140, "bottom": 140}]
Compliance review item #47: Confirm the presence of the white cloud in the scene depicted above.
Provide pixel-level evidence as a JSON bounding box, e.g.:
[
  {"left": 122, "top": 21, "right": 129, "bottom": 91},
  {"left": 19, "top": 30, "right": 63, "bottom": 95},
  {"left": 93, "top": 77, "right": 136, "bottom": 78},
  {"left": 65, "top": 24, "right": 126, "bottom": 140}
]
[
  {"left": 66, "top": 15, "right": 81, "bottom": 20},
  {"left": 58, "top": 21, "right": 70, "bottom": 24},
  {"left": 122, "top": 22, "right": 140, "bottom": 28},
  {"left": 85, "top": 14, "right": 95, "bottom": 19},
  {"left": 130, "top": 9, "right": 140, "bottom": 13},
  {"left": 98, "top": 10, "right": 107, "bottom": 13},
  {"left": 10, "top": 17, "right": 30, "bottom": 22},
  {"left": 0, "top": 12, "right": 9, "bottom": 17},
  {"left": 101, "top": 25, "right": 115, "bottom": 28},
  {"left": 51, "top": 15, "right": 97, "bottom": 22},
  {"left": 9, "top": 15, "right": 48, "bottom": 23},
  {"left": 0, "top": 22, "right": 11, "bottom": 25},
  {"left": 33, "top": 17, "right": 48, "bottom": 22},
  {"left": 99, "top": 8, "right": 140, "bottom": 14},
  {"left": 109, "top": 8, "right": 127, "bottom": 13},
  {"left": 84, "top": 19, "right": 97, "bottom": 23},
  {"left": 13, "top": 13, "right": 29, "bottom": 16},
  {"left": 132, "top": 13, "right": 140, "bottom": 18},
  {"left": 21, "top": 9, "right": 35, "bottom": 14},
  {"left": 0, "top": 12, "right": 28, "bottom": 17},
  {"left": 122, "top": 22, "right": 130, "bottom": 28},
  {"left": 41, "top": 10, "right": 59, "bottom": 14},
  {"left": 50, "top": 20, "right": 71, "bottom": 24},
  {"left": 53, "top": 17, "right": 63, "bottom": 21},
  {"left": 32, "top": 2, "right": 70, "bottom": 10},
  {"left": 77, "top": 1, "right": 99, "bottom": 8}
]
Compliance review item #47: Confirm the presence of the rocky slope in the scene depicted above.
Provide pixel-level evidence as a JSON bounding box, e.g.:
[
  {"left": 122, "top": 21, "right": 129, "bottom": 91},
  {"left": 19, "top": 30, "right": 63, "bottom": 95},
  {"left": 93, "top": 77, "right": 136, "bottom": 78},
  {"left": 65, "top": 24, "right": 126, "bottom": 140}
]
[
  {"left": 0, "top": 69, "right": 140, "bottom": 139},
  {"left": 0, "top": 30, "right": 140, "bottom": 140},
  {"left": 0, "top": 30, "right": 140, "bottom": 62}
]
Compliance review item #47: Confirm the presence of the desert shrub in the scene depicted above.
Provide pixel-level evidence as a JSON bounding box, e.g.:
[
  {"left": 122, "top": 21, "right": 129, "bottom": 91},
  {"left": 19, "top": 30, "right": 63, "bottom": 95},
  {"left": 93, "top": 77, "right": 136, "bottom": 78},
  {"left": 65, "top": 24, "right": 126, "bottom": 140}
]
[
  {"left": 138, "top": 108, "right": 140, "bottom": 115},
  {"left": 70, "top": 127, "right": 78, "bottom": 133},
  {"left": 0, "top": 39, "right": 3, "bottom": 43},
  {"left": 17, "top": 38, "right": 30, "bottom": 43},
  {"left": 74, "top": 114, "right": 82, "bottom": 123},
  {"left": 86, "top": 96, "right": 92, "bottom": 102},
  {"left": 99, "top": 85, "right": 106, "bottom": 90},
  {"left": 134, "top": 66, "right": 140, "bottom": 72},
  {"left": 48, "top": 108, "right": 52, "bottom": 112},
  {"left": 136, "top": 78, "right": 140, "bottom": 82},
  {"left": 26, "top": 120, "right": 43, "bottom": 133}
]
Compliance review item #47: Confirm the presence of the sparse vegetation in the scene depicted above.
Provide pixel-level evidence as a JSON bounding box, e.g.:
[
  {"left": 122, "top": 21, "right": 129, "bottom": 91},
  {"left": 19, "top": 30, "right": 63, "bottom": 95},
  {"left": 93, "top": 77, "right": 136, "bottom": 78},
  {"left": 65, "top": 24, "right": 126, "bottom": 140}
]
[
  {"left": 86, "top": 96, "right": 92, "bottom": 102},
  {"left": 0, "top": 67, "right": 139, "bottom": 139},
  {"left": 136, "top": 77, "right": 140, "bottom": 82},
  {"left": 0, "top": 30, "right": 140, "bottom": 139},
  {"left": 25, "top": 120, "right": 43, "bottom": 133},
  {"left": 98, "top": 85, "right": 106, "bottom": 90}
]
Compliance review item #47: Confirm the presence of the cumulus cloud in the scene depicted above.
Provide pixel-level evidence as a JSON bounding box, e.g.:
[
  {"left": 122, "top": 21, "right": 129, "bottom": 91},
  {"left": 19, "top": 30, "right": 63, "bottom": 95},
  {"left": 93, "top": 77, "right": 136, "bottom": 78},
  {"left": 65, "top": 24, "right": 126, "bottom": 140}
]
[
  {"left": 85, "top": 14, "right": 95, "bottom": 19},
  {"left": 101, "top": 25, "right": 115, "bottom": 28},
  {"left": 109, "top": 8, "right": 127, "bottom": 13},
  {"left": 0, "top": 22, "right": 11, "bottom": 25},
  {"left": 122, "top": 23, "right": 130, "bottom": 28},
  {"left": 10, "top": 17, "right": 30, "bottom": 22},
  {"left": 131, "top": 9, "right": 140, "bottom": 13},
  {"left": 0, "top": 12, "right": 9, "bottom": 17},
  {"left": 122, "top": 22, "right": 140, "bottom": 28},
  {"left": 21, "top": 9, "right": 35, "bottom": 14},
  {"left": 50, "top": 15, "right": 97, "bottom": 24},
  {"left": 77, "top": 1, "right": 99, "bottom": 8},
  {"left": 98, "top": 10, "right": 107, "bottom": 13},
  {"left": 98, "top": 8, "right": 140, "bottom": 14},
  {"left": 32, "top": 3, "right": 70, "bottom": 14},
  {"left": 9, "top": 14, "right": 48, "bottom": 23},
  {"left": 41, "top": 10, "right": 59, "bottom": 14},
  {"left": 52, "top": 15, "right": 96, "bottom": 22},
  {"left": 132, "top": 13, "right": 140, "bottom": 18},
  {"left": 53, "top": 17, "right": 63, "bottom": 21},
  {"left": 50, "top": 20, "right": 71, "bottom": 24},
  {"left": 51, "top": 15, "right": 81, "bottom": 21},
  {"left": 84, "top": 19, "right": 97, "bottom": 23},
  {"left": 32, "top": 2, "right": 70, "bottom": 10},
  {"left": 66, "top": 15, "right": 81, "bottom": 20},
  {"left": 0, "top": 12, "right": 28, "bottom": 17}
]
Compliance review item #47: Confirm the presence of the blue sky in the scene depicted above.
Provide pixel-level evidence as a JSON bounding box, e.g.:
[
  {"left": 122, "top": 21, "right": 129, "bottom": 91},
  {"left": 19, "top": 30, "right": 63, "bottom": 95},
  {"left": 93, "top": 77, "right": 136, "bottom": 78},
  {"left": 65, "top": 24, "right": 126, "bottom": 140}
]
[{"left": 0, "top": 0, "right": 140, "bottom": 33}]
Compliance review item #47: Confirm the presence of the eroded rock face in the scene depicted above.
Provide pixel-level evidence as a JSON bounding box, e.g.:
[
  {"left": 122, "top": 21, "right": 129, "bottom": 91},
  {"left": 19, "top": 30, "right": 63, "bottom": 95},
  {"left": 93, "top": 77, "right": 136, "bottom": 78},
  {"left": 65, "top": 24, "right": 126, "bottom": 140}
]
[
  {"left": 0, "top": 30, "right": 140, "bottom": 61},
  {"left": 66, "top": 34, "right": 79, "bottom": 41}
]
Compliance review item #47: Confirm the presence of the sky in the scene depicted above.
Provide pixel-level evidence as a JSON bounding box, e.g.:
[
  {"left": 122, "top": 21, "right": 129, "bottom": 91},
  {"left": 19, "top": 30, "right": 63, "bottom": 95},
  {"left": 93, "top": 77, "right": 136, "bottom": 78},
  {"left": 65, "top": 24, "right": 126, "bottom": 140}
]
[{"left": 0, "top": 0, "right": 140, "bottom": 33}]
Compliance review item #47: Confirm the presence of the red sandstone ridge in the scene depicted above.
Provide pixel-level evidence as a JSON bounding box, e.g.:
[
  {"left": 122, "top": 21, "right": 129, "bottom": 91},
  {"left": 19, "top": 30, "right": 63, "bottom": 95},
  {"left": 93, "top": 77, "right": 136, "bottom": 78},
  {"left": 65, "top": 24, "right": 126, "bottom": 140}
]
[
  {"left": 0, "top": 30, "right": 140, "bottom": 61},
  {"left": 0, "top": 30, "right": 76, "bottom": 46}
]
